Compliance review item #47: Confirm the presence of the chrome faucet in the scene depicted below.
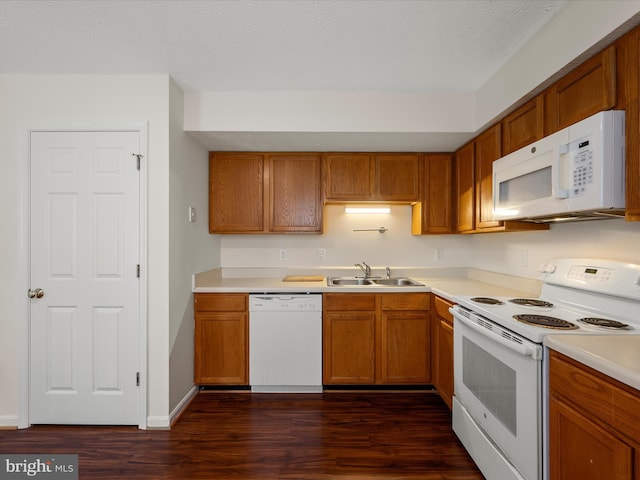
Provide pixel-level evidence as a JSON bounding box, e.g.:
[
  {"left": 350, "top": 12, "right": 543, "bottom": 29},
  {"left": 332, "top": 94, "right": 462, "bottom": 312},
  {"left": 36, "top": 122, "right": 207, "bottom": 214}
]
[
  {"left": 386, "top": 266, "right": 391, "bottom": 279},
  {"left": 355, "top": 261, "right": 372, "bottom": 278}
]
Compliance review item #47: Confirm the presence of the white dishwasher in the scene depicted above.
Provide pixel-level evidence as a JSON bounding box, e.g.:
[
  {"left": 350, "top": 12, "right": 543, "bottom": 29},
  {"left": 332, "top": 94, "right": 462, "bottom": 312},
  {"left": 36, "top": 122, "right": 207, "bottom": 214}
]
[{"left": 249, "top": 294, "right": 323, "bottom": 393}]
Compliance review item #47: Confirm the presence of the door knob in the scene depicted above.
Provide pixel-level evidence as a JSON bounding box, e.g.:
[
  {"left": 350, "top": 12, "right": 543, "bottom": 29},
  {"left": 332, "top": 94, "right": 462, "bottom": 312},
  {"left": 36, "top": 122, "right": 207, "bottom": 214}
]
[{"left": 28, "top": 288, "right": 45, "bottom": 299}]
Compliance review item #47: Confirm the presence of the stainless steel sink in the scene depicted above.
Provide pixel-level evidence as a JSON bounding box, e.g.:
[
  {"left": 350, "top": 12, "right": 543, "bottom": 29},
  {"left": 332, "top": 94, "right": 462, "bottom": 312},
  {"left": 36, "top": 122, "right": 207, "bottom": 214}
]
[
  {"left": 327, "top": 276, "right": 423, "bottom": 287},
  {"left": 328, "top": 277, "right": 375, "bottom": 285},
  {"left": 371, "top": 277, "right": 424, "bottom": 286}
]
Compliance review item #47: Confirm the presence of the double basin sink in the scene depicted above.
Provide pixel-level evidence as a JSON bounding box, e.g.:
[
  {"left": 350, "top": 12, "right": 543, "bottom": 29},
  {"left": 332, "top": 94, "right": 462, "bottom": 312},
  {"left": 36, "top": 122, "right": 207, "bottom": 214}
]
[{"left": 327, "top": 276, "right": 424, "bottom": 287}]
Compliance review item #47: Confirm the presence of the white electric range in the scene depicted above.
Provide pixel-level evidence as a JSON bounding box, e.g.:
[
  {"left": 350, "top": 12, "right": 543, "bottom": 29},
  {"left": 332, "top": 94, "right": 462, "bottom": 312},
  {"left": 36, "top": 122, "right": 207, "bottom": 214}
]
[{"left": 450, "top": 258, "right": 640, "bottom": 480}]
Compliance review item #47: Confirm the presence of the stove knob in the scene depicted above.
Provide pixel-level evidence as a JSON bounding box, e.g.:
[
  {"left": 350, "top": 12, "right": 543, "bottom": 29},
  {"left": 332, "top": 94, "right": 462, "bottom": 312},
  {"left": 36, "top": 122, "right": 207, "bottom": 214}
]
[{"left": 538, "top": 263, "right": 556, "bottom": 274}]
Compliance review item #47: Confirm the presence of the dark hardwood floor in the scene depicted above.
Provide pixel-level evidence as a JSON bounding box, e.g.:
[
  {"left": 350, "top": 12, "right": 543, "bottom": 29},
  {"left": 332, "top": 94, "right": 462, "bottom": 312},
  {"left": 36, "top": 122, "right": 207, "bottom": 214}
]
[{"left": 0, "top": 391, "right": 483, "bottom": 479}]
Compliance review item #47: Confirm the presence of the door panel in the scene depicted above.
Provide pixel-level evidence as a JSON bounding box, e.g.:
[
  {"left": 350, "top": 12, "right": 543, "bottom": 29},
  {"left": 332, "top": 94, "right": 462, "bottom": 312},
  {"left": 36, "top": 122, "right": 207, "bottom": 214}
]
[{"left": 30, "top": 131, "right": 141, "bottom": 425}]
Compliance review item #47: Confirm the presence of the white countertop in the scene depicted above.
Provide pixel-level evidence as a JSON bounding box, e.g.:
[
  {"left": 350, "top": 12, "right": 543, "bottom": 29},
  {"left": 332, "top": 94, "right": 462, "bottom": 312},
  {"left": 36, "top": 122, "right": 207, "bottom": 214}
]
[
  {"left": 545, "top": 335, "right": 640, "bottom": 391},
  {"left": 192, "top": 267, "right": 541, "bottom": 302}
]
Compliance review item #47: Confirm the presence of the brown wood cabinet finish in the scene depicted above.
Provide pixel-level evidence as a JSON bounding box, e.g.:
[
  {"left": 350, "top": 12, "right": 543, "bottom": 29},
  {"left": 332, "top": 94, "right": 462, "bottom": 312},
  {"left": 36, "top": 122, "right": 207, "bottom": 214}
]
[
  {"left": 194, "top": 293, "right": 249, "bottom": 385},
  {"left": 474, "top": 124, "right": 503, "bottom": 231},
  {"left": 455, "top": 141, "right": 475, "bottom": 233},
  {"left": 431, "top": 295, "right": 454, "bottom": 410},
  {"left": 502, "top": 96, "right": 545, "bottom": 155},
  {"left": 209, "top": 152, "right": 322, "bottom": 234},
  {"left": 545, "top": 45, "right": 617, "bottom": 134},
  {"left": 412, "top": 153, "right": 455, "bottom": 234},
  {"left": 621, "top": 28, "right": 640, "bottom": 220},
  {"left": 323, "top": 152, "right": 420, "bottom": 202},
  {"left": 323, "top": 292, "right": 430, "bottom": 385},
  {"left": 209, "top": 153, "right": 265, "bottom": 233},
  {"left": 548, "top": 350, "right": 640, "bottom": 479},
  {"left": 323, "top": 153, "right": 373, "bottom": 200},
  {"left": 374, "top": 153, "right": 421, "bottom": 201},
  {"left": 269, "top": 153, "right": 323, "bottom": 232}
]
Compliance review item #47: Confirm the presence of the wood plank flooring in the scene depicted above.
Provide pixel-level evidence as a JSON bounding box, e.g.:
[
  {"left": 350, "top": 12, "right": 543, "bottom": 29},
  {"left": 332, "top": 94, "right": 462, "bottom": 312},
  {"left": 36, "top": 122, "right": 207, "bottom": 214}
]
[{"left": 0, "top": 391, "right": 483, "bottom": 479}]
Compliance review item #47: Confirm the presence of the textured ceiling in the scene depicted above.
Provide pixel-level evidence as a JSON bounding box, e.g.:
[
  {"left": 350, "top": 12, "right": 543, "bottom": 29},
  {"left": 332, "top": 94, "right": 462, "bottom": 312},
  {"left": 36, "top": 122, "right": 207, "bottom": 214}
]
[{"left": 0, "top": 0, "right": 567, "bottom": 93}]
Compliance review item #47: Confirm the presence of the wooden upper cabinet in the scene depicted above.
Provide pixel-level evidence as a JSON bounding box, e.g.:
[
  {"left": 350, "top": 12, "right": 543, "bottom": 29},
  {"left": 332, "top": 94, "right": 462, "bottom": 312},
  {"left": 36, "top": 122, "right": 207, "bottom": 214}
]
[
  {"left": 269, "top": 153, "right": 323, "bottom": 233},
  {"left": 545, "top": 45, "right": 617, "bottom": 133},
  {"left": 323, "top": 153, "right": 373, "bottom": 200},
  {"left": 474, "top": 124, "right": 502, "bottom": 231},
  {"left": 412, "top": 153, "right": 454, "bottom": 234},
  {"left": 621, "top": 28, "right": 640, "bottom": 221},
  {"left": 502, "top": 96, "right": 545, "bottom": 155},
  {"left": 455, "top": 141, "right": 475, "bottom": 233},
  {"left": 374, "top": 153, "right": 421, "bottom": 201},
  {"left": 209, "top": 152, "right": 265, "bottom": 233},
  {"left": 323, "top": 152, "right": 420, "bottom": 202},
  {"left": 209, "top": 152, "right": 323, "bottom": 234}
]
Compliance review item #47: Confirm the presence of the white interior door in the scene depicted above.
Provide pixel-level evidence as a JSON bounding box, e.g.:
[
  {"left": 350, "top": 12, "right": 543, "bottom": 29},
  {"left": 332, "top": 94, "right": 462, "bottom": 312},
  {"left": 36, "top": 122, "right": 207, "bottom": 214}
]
[{"left": 29, "top": 130, "right": 141, "bottom": 425}]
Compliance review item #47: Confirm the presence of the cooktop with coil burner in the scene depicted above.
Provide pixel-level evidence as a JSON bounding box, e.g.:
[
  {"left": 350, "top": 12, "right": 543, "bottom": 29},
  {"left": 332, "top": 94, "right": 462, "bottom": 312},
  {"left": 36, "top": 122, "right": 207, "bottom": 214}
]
[{"left": 454, "top": 258, "right": 640, "bottom": 343}]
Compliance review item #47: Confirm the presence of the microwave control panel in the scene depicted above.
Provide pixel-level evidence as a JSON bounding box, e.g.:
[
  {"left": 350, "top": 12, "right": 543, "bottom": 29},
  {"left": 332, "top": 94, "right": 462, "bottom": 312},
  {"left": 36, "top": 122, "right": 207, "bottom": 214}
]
[{"left": 571, "top": 139, "right": 594, "bottom": 196}]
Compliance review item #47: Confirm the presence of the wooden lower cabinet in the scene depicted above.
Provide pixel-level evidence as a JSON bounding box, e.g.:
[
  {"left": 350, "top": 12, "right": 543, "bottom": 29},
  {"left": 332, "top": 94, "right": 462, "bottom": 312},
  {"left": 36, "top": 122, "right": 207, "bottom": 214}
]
[
  {"left": 194, "top": 293, "right": 248, "bottom": 385},
  {"left": 549, "top": 350, "right": 639, "bottom": 479},
  {"left": 431, "top": 295, "right": 454, "bottom": 409},
  {"left": 323, "top": 292, "right": 430, "bottom": 385}
]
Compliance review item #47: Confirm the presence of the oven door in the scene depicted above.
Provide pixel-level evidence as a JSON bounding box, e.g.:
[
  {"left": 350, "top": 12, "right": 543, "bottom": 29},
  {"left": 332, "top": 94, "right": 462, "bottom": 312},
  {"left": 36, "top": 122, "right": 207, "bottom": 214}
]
[{"left": 452, "top": 307, "right": 543, "bottom": 480}]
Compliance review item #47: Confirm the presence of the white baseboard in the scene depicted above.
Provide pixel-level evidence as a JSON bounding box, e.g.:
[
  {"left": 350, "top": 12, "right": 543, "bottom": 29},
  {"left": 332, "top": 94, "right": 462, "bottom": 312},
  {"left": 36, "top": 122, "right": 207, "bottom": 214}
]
[
  {"left": 170, "top": 385, "right": 198, "bottom": 426},
  {"left": 0, "top": 415, "right": 19, "bottom": 429},
  {"left": 146, "top": 385, "right": 198, "bottom": 430}
]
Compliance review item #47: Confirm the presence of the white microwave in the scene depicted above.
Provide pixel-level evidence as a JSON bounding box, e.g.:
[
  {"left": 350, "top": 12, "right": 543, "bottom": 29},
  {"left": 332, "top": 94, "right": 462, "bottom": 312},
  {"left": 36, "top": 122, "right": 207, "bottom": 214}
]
[{"left": 492, "top": 110, "right": 625, "bottom": 222}]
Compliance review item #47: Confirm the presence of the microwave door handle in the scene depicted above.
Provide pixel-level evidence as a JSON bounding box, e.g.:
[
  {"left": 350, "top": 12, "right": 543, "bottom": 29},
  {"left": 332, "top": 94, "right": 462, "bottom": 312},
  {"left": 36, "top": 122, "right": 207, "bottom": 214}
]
[{"left": 552, "top": 144, "right": 570, "bottom": 199}]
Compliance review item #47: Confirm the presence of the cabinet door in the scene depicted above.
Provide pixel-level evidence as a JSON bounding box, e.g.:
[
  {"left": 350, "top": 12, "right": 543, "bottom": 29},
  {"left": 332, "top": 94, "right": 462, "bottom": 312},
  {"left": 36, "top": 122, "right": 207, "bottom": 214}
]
[
  {"left": 194, "top": 312, "right": 248, "bottom": 385},
  {"left": 374, "top": 153, "right": 421, "bottom": 201},
  {"left": 545, "top": 45, "right": 617, "bottom": 133},
  {"left": 269, "top": 153, "right": 322, "bottom": 233},
  {"left": 379, "top": 311, "right": 430, "bottom": 384},
  {"left": 209, "top": 153, "right": 265, "bottom": 233},
  {"left": 431, "top": 296, "right": 454, "bottom": 409},
  {"left": 421, "top": 154, "right": 454, "bottom": 234},
  {"left": 323, "top": 153, "right": 373, "bottom": 200},
  {"left": 455, "top": 142, "right": 475, "bottom": 233},
  {"left": 323, "top": 311, "right": 376, "bottom": 384},
  {"left": 502, "top": 96, "right": 544, "bottom": 155},
  {"left": 549, "top": 395, "right": 633, "bottom": 480},
  {"left": 474, "top": 124, "right": 502, "bottom": 230},
  {"left": 622, "top": 29, "right": 640, "bottom": 221}
]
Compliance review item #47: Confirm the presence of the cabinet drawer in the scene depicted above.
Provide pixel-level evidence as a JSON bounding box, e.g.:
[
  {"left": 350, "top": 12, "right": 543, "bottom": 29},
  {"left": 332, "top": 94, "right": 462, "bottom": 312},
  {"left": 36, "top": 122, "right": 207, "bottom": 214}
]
[
  {"left": 549, "top": 351, "right": 614, "bottom": 424},
  {"left": 381, "top": 293, "right": 429, "bottom": 311},
  {"left": 323, "top": 293, "right": 376, "bottom": 311},
  {"left": 433, "top": 296, "right": 454, "bottom": 323},
  {"left": 195, "top": 293, "right": 247, "bottom": 313}
]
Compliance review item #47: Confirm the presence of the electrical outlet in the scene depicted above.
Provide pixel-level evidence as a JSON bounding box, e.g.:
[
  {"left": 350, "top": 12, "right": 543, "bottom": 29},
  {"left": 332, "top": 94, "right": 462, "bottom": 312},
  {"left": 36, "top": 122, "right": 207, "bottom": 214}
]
[
  {"left": 279, "top": 249, "right": 287, "bottom": 261},
  {"left": 434, "top": 248, "right": 444, "bottom": 261},
  {"left": 188, "top": 206, "right": 196, "bottom": 223},
  {"left": 318, "top": 248, "right": 326, "bottom": 260},
  {"left": 519, "top": 250, "right": 528, "bottom": 267}
]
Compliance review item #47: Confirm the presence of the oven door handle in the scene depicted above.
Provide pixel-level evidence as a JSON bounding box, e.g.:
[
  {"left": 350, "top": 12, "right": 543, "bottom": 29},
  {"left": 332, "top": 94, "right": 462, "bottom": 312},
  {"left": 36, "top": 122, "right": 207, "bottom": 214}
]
[{"left": 451, "top": 308, "right": 542, "bottom": 360}]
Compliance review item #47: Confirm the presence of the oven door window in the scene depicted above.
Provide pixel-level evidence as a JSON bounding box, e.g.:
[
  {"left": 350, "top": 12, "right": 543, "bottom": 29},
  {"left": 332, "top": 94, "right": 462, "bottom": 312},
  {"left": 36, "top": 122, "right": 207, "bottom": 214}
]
[{"left": 462, "top": 336, "right": 517, "bottom": 435}]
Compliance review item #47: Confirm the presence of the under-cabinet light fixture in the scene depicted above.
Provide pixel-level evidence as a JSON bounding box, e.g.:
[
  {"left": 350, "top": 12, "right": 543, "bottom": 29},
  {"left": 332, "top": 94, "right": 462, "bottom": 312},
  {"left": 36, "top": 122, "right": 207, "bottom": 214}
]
[{"left": 344, "top": 205, "right": 391, "bottom": 214}]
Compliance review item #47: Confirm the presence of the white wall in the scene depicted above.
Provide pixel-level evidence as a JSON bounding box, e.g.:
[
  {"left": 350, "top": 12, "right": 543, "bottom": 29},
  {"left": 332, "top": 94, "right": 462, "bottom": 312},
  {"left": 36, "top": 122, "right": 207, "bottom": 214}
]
[
  {"left": 219, "top": 207, "right": 640, "bottom": 282},
  {"left": 0, "top": 75, "right": 171, "bottom": 427},
  {"left": 220, "top": 205, "right": 472, "bottom": 270},
  {"left": 168, "top": 80, "right": 219, "bottom": 413},
  {"left": 470, "top": 219, "right": 640, "bottom": 278}
]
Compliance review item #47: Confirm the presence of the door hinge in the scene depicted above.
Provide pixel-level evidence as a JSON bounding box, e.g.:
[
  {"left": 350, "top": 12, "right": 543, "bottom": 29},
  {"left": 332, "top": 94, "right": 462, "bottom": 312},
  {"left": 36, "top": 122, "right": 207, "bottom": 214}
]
[
  {"left": 133, "top": 153, "right": 143, "bottom": 170},
  {"left": 136, "top": 372, "right": 140, "bottom": 387},
  {"left": 136, "top": 264, "right": 140, "bottom": 278}
]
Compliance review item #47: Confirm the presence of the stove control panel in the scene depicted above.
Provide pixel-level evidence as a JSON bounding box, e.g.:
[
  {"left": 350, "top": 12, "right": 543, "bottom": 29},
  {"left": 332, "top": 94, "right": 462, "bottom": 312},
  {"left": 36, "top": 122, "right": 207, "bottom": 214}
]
[
  {"left": 567, "top": 266, "right": 613, "bottom": 283},
  {"left": 541, "top": 258, "right": 640, "bottom": 300}
]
